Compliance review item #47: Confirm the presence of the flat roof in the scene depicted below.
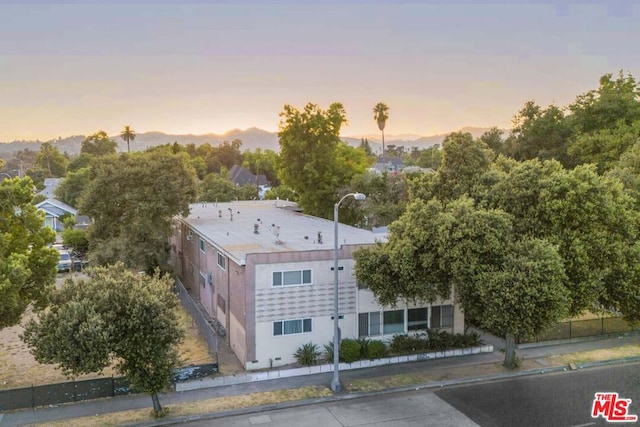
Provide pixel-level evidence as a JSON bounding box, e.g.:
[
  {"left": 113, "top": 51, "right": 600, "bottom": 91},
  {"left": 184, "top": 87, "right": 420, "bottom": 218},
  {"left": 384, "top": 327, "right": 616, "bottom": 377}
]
[{"left": 178, "top": 200, "right": 381, "bottom": 264}]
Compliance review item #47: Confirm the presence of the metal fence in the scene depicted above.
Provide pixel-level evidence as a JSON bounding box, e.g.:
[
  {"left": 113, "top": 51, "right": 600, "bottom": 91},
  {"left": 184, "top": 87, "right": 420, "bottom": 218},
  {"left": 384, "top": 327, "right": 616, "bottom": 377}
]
[
  {"left": 174, "top": 277, "right": 219, "bottom": 362},
  {"left": 0, "top": 376, "right": 132, "bottom": 412},
  {"left": 518, "top": 317, "right": 639, "bottom": 344}
]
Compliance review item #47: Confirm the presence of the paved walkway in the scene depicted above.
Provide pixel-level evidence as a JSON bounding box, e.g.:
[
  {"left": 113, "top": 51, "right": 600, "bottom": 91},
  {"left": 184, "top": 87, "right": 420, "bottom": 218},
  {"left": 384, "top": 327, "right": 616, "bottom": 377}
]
[{"left": 1, "top": 333, "right": 640, "bottom": 427}]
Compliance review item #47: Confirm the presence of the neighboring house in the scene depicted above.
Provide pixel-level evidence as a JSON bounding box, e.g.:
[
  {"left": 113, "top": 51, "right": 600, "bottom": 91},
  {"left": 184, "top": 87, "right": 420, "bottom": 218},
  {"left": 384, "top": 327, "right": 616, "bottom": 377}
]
[
  {"left": 372, "top": 155, "right": 404, "bottom": 174},
  {"left": 170, "top": 200, "right": 463, "bottom": 371},
  {"left": 39, "top": 178, "right": 63, "bottom": 199},
  {"left": 36, "top": 199, "right": 78, "bottom": 232},
  {"left": 229, "top": 165, "right": 268, "bottom": 187}
]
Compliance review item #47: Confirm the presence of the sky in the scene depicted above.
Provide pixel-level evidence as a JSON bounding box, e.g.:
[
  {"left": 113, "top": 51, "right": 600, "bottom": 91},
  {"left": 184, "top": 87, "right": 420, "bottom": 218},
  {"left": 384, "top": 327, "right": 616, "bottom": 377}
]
[{"left": 0, "top": 0, "right": 639, "bottom": 142}]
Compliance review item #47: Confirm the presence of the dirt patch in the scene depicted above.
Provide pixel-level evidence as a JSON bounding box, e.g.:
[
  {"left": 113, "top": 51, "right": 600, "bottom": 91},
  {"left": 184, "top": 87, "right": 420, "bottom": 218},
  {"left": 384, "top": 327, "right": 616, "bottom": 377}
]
[{"left": 0, "top": 305, "right": 216, "bottom": 390}]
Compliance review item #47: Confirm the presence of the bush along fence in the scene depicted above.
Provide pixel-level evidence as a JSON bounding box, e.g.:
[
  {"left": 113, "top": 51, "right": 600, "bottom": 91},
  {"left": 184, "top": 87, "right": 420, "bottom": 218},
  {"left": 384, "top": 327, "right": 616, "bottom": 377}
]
[
  {"left": 517, "top": 316, "right": 640, "bottom": 344},
  {"left": 177, "top": 330, "right": 493, "bottom": 392},
  {"left": 0, "top": 363, "right": 218, "bottom": 412}
]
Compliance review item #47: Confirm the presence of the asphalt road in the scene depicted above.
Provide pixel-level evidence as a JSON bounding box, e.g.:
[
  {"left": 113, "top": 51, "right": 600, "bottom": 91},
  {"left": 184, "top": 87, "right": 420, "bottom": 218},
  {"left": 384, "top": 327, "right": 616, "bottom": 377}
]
[
  {"left": 177, "top": 362, "right": 640, "bottom": 427},
  {"left": 435, "top": 361, "right": 640, "bottom": 427}
]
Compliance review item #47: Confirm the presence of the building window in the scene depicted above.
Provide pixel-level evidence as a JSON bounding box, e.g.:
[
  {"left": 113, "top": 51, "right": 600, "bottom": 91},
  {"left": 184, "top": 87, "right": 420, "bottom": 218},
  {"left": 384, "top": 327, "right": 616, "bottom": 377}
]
[
  {"left": 408, "top": 307, "right": 428, "bottom": 331},
  {"left": 272, "top": 269, "right": 312, "bottom": 287},
  {"left": 273, "top": 318, "right": 312, "bottom": 336},
  {"left": 217, "top": 252, "right": 226, "bottom": 270},
  {"left": 199, "top": 238, "right": 206, "bottom": 253},
  {"left": 431, "top": 305, "right": 454, "bottom": 329},
  {"left": 383, "top": 310, "right": 405, "bottom": 334},
  {"left": 358, "top": 312, "right": 381, "bottom": 337}
]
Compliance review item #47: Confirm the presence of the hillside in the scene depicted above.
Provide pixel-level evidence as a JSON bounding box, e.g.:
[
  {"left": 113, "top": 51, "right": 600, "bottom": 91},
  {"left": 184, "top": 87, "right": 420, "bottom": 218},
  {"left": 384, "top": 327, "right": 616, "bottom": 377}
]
[{"left": 0, "top": 126, "right": 505, "bottom": 159}]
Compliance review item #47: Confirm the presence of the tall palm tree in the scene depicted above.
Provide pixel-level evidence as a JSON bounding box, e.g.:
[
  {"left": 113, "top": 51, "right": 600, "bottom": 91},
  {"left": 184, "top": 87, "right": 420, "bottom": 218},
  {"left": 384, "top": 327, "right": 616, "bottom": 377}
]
[
  {"left": 121, "top": 125, "right": 136, "bottom": 153},
  {"left": 373, "top": 102, "right": 389, "bottom": 157}
]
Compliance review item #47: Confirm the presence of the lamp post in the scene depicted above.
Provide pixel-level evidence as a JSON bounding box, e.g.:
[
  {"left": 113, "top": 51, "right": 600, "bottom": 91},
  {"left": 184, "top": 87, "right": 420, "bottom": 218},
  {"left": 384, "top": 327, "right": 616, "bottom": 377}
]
[{"left": 331, "top": 192, "right": 366, "bottom": 393}]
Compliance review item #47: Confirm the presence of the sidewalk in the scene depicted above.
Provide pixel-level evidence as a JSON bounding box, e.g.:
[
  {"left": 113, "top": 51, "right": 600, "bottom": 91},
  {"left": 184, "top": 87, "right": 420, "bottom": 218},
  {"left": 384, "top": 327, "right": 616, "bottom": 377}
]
[{"left": 2, "top": 333, "right": 640, "bottom": 427}]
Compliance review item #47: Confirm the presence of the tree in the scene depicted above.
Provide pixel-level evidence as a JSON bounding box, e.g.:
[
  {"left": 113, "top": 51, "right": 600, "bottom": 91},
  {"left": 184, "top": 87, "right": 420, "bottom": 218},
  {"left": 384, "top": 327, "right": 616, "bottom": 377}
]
[
  {"left": 484, "top": 158, "right": 640, "bottom": 317},
  {"left": 200, "top": 173, "right": 239, "bottom": 202},
  {"left": 0, "top": 176, "right": 58, "bottom": 328},
  {"left": 505, "top": 101, "right": 575, "bottom": 167},
  {"left": 433, "top": 132, "right": 493, "bottom": 201},
  {"left": 80, "top": 131, "right": 118, "bottom": 157},
  {"left": 79, "top": 150, "right": 198, "bottom": 271},
  {"left": 34, "top": 142, "right": 68, "bottom": 177},
  {"left": 478, "top": 127, "right": 505, "bottom": 158},
  {"left": 55, "top": 167, "right": 90, "bottom": 208},
  {"left": 242, "top": 148, "right": 280, "bottom": 186},
  {"left": 568, "top": 70, "right": 640, "bottom": 135},
  {"left": 359, "top": 138, "right": 373, "bottom": 157},
  {"left": 278, "top": 102, "right": 360, "bottom": 218},
  {"left": 354, "top": 197, "right": 569, "bottom": 367},
  {"left": 22, "top": 263, "right": 184, "bottom": 415},
  {"left": 120, "top": 125, "right": 136, "bottom": 153},
  {"left": 373, "top": 102, "right": 389, "bottom": 156},
  {"left": 343, "top": 171, "right": 408, "bottom": 228},
  {"left": 568, "top": 120, "right": 640, "bottom": 173}
]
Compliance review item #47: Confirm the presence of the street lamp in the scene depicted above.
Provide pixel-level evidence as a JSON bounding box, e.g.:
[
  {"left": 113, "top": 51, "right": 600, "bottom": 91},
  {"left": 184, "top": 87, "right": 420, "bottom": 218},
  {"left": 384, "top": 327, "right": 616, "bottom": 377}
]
[{"left": 331, "top": 192, "right": 366, "bottom": 393}]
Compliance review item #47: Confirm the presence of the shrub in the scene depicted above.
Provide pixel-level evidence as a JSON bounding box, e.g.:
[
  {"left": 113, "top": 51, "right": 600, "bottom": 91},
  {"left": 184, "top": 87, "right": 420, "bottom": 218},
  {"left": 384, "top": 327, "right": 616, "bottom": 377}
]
[
  {"left": 389, "top": 334, "right": 427, "bottom": 354},
  {"left": 426, "top": 328, "right": 449, "bottom": 351},
  {"left": 356, "top": 337, "right": 371, "bottom": 359},
  {"left": 294, "top": 342, "right": 321, "bottom": 366},
  {"left": 367, "top": 340, "right": 388, "bottom": 359},
  {"left": 323, "top": 342, "right": 334, "bottom": 363},
  {"left": 340, "top": 339, "right": 361, "bottom": 363}
]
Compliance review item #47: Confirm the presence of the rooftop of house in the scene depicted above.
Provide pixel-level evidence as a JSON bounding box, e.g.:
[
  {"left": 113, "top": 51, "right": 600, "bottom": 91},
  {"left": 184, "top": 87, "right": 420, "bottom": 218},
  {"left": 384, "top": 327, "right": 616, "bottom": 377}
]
[
  {"left": 178, "top": 200, "right": 383, "bottom": 264},
  {"left": 36, "top": 198, "right": 78, "bottom": 217}
]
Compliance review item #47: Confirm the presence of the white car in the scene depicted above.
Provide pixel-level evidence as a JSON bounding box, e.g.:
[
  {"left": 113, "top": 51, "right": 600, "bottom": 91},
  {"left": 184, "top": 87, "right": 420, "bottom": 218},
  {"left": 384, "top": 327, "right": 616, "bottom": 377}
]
[{"left": 57, "top": 249, "right": 72, "bottom": 273}]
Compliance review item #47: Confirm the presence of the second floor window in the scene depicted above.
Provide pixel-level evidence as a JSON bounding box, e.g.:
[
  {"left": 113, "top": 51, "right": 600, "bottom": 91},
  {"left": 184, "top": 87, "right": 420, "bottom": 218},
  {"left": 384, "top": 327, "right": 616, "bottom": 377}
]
[{"left": 272, "top": 269, "right": 312, "bottom": 287}]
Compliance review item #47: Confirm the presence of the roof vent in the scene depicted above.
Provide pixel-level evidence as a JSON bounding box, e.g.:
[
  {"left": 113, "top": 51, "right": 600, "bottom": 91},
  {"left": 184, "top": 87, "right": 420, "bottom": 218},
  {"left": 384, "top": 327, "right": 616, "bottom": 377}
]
[
  {"left": 254, "top": 224, "right": 260, "bottom": 234},
  {"left": 317, "top": 231, "right": 323, "bottom": 244}
]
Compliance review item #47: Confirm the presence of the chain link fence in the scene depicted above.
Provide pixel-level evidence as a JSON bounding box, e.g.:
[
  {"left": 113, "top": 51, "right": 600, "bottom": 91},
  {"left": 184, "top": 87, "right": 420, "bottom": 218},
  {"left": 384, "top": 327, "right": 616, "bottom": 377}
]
[{"left": 518, "top": 317, "right": 639, "bottom": 344}]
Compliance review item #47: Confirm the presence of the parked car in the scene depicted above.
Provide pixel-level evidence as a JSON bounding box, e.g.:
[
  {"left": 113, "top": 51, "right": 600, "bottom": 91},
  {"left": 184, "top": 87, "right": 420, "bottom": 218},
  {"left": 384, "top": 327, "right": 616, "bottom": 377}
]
[{"left": 57, "top": 249, "right": 72, "bottom": 273}]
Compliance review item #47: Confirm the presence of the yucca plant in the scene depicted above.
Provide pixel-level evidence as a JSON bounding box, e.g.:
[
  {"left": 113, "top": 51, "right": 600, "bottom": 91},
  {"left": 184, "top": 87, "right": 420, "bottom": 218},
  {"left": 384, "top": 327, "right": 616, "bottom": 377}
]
[{"left": 294, "top": 342, "right": 321, "bottom": 366}]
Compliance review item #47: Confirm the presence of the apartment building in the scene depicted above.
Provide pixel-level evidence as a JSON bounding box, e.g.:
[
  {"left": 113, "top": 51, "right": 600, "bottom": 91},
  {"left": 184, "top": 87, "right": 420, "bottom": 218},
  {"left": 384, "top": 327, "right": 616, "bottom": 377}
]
[{"left": 170, "top": 200, "right": 463, "bottom": 370}]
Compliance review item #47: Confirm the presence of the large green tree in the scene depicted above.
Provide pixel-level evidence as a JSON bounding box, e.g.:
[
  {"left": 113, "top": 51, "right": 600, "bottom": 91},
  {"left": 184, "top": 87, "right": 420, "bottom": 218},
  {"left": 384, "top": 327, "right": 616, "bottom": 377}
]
[
  {"left": 80, "top": 131, "right": 118, "bottom": 157},
  {"left": 278, "top": 102, "right": 368, "bottom": 218},
  {"left": 55, "top": 167, "right": 90, "bottom": 208},
  {"left": 22, "top": 263, "right": 183, "bottom": 415},
  {"left": 505, "top": 101, "right": 574, "bottom": 167},
  {"left": 33, "top": 142, "right": 68, "bottom": 177},
  {"left": 80, "top": 150, "right": 198, "bottom": 271},
  {"left": 0, "top": 177, "right": 58, "bottom": 328},
  {"left": 354, "top": 198, "right": 569, "bottom": 368},
  {"left": 484, "top": 158, "right": 640, "bottom": 316}
]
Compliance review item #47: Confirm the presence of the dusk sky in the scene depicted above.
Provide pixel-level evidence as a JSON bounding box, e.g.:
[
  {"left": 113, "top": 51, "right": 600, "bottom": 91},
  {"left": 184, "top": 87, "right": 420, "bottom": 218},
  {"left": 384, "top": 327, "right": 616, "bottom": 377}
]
[{"left": 1, "top": 1, "right": 638, "bottom": 142}]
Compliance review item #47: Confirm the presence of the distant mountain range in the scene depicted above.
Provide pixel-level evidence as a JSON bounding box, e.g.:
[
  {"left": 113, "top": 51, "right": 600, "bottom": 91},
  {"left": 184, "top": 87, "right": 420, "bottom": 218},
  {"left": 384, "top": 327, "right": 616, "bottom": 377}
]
[{"left": 0, "top": 126, "right": 504, "bottom": 158}]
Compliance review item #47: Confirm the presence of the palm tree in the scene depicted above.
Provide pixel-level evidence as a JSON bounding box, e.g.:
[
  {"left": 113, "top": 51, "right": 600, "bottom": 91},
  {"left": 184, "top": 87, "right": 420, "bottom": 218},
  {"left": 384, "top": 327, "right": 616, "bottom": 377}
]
[
  {"left": 120, "top": 125, "right": 136, "bottom": 153},
  {"left": 373, "top": 102, "right": 389, "bottom": 157}
]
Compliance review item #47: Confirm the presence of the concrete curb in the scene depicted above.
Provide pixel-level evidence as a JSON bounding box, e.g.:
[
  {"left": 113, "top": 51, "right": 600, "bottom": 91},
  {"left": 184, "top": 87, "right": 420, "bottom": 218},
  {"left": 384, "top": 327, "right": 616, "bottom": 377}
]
[{"left": 131, "top": 356, "right": 640, "bottom": 427}]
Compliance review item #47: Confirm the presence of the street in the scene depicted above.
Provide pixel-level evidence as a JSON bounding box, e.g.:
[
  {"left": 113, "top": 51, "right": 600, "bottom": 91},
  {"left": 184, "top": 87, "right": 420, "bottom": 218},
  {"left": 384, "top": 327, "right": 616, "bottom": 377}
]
[{"left": 178, "top": 362, "right": 640, "bottom": 427}]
